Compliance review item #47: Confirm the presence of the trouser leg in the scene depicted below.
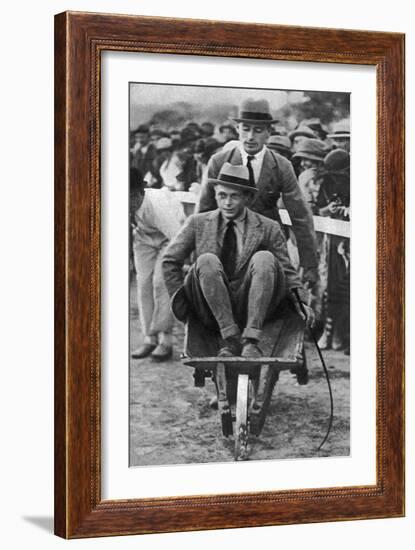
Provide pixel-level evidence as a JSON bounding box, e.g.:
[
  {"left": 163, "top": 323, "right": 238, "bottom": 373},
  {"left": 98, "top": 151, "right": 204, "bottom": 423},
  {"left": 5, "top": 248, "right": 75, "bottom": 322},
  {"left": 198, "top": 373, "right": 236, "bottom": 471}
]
[
  {"left": 184, "top": 253, "right": 240, "bottom": 339},
  {"left": 150, "top": 244, "right": 175, "bottom": 343},
  {"left": 133, "top": 240, "right": 158, "bottom": 344},
  {"left": 234, "top": 251, "right": 286, "bottom": 341}
]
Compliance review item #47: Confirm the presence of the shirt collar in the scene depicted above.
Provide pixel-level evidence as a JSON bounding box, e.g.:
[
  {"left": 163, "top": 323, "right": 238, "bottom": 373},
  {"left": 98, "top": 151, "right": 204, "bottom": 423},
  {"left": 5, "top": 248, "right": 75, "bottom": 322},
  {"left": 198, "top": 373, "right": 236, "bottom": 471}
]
[
  {"left": 239, "top": 143, "right": 266, "bottom": 163},
  {"left": 220, "top": 207, "right": 247, "bottom": 228}
]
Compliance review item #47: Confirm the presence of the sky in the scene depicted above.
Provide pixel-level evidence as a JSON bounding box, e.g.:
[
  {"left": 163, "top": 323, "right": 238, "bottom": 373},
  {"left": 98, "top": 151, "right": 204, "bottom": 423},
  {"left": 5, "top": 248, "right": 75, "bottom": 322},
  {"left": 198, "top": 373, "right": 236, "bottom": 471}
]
[{"left": 129, "top": 83, "right": 304, "bottom": 129}]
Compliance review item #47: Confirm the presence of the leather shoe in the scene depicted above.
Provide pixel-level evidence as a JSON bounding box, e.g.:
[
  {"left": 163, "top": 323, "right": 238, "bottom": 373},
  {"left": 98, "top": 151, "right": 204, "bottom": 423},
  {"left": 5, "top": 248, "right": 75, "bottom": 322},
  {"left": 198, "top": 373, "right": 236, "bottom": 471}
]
[
  {"left": 151, "top": 343, "right": 173, "bottom": 362},
  {"left": 241, "top": 341, "right": 262, "bottom": 359},
  {"left": 131, "top": 343, "right": 156, "bottom": 359},
  {"left": 218, "top": 336, "right": 241, "bottom": 358}
]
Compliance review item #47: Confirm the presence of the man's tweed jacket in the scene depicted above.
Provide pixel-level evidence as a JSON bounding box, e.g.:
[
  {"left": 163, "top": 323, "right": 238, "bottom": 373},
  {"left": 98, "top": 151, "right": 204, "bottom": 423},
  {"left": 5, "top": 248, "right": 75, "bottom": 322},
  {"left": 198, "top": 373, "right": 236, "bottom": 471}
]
[
  {"left": 162, "top": 208, "right": 305, "bottom": 314},
  {"left": 197, "top": 145, "right": 317, "bottom": 268}
]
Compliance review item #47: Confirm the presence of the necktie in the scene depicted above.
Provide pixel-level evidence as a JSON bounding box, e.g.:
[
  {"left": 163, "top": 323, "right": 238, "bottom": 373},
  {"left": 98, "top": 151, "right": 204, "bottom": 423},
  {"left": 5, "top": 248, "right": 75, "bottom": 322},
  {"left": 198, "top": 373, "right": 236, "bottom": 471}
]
[
  {"left": 220, "top": 220, "right": 237, "bottom": 280},
  {"left": 246, "top": 155, "right": 255, "bottom": 187}
]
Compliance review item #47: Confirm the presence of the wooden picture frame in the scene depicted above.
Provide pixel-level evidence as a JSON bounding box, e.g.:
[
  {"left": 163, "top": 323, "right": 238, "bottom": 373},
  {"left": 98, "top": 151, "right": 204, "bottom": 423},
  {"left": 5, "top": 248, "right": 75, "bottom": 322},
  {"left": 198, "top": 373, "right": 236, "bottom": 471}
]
[{"left": 54, "top": 11, "right": 405, "bottom": 538}]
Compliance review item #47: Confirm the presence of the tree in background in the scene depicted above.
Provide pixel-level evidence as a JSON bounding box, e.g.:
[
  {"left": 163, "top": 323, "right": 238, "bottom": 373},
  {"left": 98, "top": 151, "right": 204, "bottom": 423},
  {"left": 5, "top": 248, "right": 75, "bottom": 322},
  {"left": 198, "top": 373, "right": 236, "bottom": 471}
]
[{"left": 276, "top": 91, "right": 350, "bottom": 129}]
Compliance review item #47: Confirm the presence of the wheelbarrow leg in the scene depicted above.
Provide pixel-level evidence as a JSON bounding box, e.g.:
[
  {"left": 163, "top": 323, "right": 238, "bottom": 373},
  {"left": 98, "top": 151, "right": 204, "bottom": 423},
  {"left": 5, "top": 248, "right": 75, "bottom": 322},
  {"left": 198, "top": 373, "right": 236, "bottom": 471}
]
[
  {"left": 249, "top": 364, "right": 278, "bottom": 436},
  {"left": 235, "top": 373, "right": 249, "bottom": 460},
  {"left": 216, "top": 362, "right": 233, "bottom": 437}
]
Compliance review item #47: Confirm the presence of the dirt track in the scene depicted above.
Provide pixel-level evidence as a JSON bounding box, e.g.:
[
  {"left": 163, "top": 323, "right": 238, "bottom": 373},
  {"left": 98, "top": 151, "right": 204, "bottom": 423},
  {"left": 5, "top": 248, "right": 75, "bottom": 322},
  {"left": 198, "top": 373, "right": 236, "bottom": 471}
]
[{"left": 129, "top": 283, "right": 350, "bottom": 466}]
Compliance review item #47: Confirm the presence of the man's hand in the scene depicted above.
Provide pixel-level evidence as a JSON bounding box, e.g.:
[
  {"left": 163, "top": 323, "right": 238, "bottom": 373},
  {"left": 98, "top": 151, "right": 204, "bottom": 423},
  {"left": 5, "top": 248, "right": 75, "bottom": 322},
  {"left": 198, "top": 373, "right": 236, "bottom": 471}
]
[
  {"left": 302, "top": 266, "right": 318, "bottom": 290},
  {"left": 292, "top": 298, "right": 315, "bottom": 329},
  {"left": 298, "top": 167, "right": 317, "bottom": 187}
]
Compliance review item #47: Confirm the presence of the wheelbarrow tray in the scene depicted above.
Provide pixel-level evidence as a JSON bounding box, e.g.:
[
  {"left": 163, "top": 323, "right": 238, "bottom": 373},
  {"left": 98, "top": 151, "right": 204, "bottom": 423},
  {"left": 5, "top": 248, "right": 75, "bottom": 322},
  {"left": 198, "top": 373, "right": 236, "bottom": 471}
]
[{"left": 183, "top": 305, "right": 305, "bottom": 368}]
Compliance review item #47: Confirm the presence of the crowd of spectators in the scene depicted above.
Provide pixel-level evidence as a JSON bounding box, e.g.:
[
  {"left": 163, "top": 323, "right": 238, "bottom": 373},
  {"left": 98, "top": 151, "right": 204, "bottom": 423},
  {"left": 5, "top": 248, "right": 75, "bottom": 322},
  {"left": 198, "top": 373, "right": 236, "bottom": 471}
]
[{"left": 130, "top": 116, "right": 350, "bottom": 212}]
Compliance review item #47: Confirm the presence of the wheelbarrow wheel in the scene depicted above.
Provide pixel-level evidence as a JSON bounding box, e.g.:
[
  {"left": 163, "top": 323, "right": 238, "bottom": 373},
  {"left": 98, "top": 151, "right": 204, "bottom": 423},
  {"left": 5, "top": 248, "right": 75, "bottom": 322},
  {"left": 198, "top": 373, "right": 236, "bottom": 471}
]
[
  {"left": 235, "top": 374, "right": 249, "bottom": 460},
  {"left": 296, "top": 348, "right": 309, "bottom": 385}
]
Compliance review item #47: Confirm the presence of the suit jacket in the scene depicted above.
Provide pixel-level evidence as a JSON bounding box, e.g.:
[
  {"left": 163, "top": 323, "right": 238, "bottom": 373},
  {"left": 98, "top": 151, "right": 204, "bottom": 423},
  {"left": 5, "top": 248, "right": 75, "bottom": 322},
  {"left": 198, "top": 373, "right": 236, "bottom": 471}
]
[
  {"left": 198, "top": 145, "right": 317, "bottom": 268},
  {"left": 131, "top": 143, "right": 157, "bottom": 181},
  {"left": 162, "top": 208, "right": 305, "bottom": 307}
]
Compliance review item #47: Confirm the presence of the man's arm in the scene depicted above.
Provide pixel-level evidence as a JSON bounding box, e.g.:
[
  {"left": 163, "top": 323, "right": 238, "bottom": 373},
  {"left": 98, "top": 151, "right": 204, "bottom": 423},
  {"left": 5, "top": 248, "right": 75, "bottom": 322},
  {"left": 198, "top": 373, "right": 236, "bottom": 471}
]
[
  {"left": 151, "top": 192, "right": 183, "bottom": 241},
  {"left": 162, "top": 215, "right": 196, "bottom": 297},
  {"left": 267, "top": 222, "right": 314, "bottom": 324},
  {"left": 266, "top": 222, "right": 305, "bottom": 296},
  {"left": 196, "top": 154, "right": 221, "bottom": 213},
  {"left": 278, "top": 157, "right": 318, "bottom": 268}
]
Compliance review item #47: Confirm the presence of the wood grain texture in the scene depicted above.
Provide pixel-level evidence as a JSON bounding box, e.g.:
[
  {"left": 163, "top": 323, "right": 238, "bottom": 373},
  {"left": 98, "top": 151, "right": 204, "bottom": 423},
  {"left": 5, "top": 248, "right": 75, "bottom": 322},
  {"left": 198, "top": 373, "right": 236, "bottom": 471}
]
[{"left": 54, "top": 10, "right": 405, "bottom": 539}]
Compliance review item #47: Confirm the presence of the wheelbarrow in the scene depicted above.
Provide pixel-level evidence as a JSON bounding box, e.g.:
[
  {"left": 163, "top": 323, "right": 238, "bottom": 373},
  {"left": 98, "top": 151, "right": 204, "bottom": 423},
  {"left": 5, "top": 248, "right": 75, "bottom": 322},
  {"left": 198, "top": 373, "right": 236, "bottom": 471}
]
[{"left": 181, "top": 303, "right": 307, "bottom": 460}]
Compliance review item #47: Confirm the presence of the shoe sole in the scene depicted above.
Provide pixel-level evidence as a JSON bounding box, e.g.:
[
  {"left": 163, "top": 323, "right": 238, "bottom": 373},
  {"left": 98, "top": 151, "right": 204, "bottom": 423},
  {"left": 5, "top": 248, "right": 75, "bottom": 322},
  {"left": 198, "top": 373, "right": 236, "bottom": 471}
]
[
  {"left": 131, "top": 351, "right": 155, "bottom": 359},
  {"left": 151, "top": 353, "right": 173, "bottom": 362}
]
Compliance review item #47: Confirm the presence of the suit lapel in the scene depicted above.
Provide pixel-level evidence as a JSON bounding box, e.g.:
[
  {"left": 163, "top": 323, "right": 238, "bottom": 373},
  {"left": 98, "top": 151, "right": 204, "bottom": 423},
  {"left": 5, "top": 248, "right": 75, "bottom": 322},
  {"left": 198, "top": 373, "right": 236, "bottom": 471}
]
[
  {"left": 199, "top": 210, "right": 220, "bottom": 255},
  {"left": 236, "top": 210, "right": 263, "bottom": 273},
  {"left": 229, "top": 147, "right": 242, "bottom": 166},
  {"left": 257, "top": 149, "right": 277, "bottom": 190},
  {"left": 230, "top": 146, "right": 276, "bottom": 190}
]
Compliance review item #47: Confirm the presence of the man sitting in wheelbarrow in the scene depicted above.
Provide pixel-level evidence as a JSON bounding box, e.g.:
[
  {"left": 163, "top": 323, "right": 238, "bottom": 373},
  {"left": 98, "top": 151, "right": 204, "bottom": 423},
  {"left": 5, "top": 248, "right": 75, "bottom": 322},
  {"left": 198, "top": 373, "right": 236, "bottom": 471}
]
[{"left": 162, "top": 162, "right": 314, "bottom": 360}]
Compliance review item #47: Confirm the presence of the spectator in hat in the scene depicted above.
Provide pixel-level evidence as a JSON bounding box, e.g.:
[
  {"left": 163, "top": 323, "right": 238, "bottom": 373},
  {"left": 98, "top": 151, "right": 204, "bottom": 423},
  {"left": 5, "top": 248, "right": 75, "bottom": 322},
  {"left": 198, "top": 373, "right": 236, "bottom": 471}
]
[
  {"left": 267, "top": 135, "right": 292, "bottom": 160},
  {"left": 198, "top": 98, "right": 318, "bottom": 289},
  {"left": 192, "top": 137, "right": 222, "bottom": 193},
  {"left": 130, "top": 167, "right": 185, "bottom": 361},
  {"left": 183, "top": 122, "right": 202, "bottom": 141},
  {"left": 169, "top": 129, "right": 181, "bottom": 149},
  {"left": 218, "top": 123, "right": 239, "bottom": 144},
  {"left": 130, "top": 124, "right": 158, "bottom": 185},
  {"left": 150, "top": 127, "right": 169, "bottom": 145},
  {"left": 316, "top": 148, "right": 350, "bottom": 219},
  {"left": 327, "top": 119, "right": 350, "bottom": 152},
  {"left": 162, "top": 163, "right": 314, "bottom": 360},
  {"left": 175, "top": 141, "right": 198, "bottom": 191},
  {"left": 288, "top": 125, "right": 319, "bottom": 176},
  {"left": 149, "top": 137, "right": 174, "bottom": 188},
  {"left": 291, "top": 138, "right": 329, "bottom": 211},
  {"left": 315, "top": 149, "right": 350, "bottom": 354},
  {"left": 158, "top": 138, "right": 186, "bottom": 191},
  {"left": 200, "top": 121, "right": 215, "bottom": 139},
  {"left": 270, "top": 125, "right": 289, "bottom": 137},
  {"left": 301, "top": 118, "right": 329, "bottom": 141},
  {"left": 288, "top": 125, "right": 317, "bottom": 153},
  {"left": 290, "top": 138, "right": 329, "bottom": 317}
]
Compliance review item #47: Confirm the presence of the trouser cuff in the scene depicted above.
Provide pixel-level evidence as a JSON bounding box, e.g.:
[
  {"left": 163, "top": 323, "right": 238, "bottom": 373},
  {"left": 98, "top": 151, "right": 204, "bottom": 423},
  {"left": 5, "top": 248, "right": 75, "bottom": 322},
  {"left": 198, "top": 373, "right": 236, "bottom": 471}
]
[
  {"left": 242, "top": 327, "right": 262, "bottom": 341},
  {"left": 159, "top": 332, "right": 173, "bottom": 345},
  {"left": 220, "top": 323, "right": 240, "bottom": 340}
]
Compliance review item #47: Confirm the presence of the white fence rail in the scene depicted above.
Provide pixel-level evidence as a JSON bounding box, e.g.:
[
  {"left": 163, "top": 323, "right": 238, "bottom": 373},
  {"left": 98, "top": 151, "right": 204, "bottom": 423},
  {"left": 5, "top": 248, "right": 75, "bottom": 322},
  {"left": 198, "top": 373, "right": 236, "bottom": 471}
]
[{"left": 175, "top": 191, "right": 350, "bottom": 239}]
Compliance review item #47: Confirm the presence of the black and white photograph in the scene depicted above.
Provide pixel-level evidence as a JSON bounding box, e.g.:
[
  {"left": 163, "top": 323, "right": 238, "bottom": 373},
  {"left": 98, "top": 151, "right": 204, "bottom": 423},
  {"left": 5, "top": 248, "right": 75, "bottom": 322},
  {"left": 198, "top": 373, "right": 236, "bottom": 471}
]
[{"left": 129, "top": 82, "right": 351, "bottom": 465}]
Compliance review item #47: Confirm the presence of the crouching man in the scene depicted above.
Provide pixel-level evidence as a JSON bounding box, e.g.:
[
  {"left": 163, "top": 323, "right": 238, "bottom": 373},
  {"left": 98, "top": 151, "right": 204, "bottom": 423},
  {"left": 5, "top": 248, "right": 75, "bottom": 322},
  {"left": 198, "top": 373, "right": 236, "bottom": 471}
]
[{"left": 162, "top": 163, "right": 314, "bottom": 358}]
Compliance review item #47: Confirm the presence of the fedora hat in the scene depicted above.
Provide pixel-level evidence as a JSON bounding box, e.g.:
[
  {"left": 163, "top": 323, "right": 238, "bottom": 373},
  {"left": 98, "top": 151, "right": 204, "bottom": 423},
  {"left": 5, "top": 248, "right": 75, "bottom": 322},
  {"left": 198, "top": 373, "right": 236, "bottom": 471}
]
[
  {"left": 288, "top": 126, "right": 317, "bottom": 141},
  {"left": 232, "top": 98, "right": 278, "bottom": 124},
  {"left": 208, "top": 162, "right": 258, "bottom": 193},
  {"left": 302, "top": 118, "right": 329, "bottom": 139},
  {"left": 155, "top": 137, "right": 173, "bottom": 151},
  {"left": 267, "top": 135, "right": 292, "bottom": 156},
  {"left": 327, "top": 119, "right": 350, "bottom": 139},
  {"left": 292, "top": 138, "right": 328, "bottom": 162}
]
